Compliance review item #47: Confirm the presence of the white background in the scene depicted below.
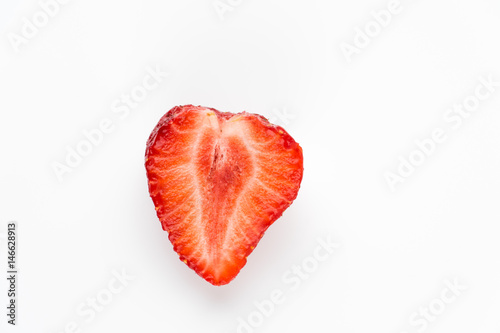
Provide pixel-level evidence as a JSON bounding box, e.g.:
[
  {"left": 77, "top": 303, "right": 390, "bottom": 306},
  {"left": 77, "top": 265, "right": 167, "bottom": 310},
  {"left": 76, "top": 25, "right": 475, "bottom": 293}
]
[{"left": 1, "top": 0, "right": 500, "bottom": 332}]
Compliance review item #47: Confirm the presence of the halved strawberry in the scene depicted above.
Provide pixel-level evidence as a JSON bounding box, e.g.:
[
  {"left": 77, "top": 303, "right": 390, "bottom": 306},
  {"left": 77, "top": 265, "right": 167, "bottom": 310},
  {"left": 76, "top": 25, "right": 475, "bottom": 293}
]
[{"left": 145, "top": 105, "right": 303, "bottom": 286}]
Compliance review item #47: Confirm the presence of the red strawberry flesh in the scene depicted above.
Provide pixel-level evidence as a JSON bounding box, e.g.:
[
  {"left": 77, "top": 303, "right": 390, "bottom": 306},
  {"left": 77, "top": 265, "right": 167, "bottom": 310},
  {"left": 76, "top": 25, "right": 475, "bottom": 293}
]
[{"left": 145, "top": 105, "right": 303, "bottom": 285}]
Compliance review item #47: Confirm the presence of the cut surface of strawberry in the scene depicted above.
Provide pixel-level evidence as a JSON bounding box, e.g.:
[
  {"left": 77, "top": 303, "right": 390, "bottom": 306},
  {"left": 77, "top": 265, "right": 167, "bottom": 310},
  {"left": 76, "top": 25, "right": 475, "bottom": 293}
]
[{"left": 145, "top": 105, "right": 303, "bottom": 285}]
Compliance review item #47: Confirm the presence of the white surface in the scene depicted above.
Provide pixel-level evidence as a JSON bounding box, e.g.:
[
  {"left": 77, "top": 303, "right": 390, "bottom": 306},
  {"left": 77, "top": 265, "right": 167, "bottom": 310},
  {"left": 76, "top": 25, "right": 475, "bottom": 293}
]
[{"left": 1, "top": 0, "right": 500, "bottom": 332}]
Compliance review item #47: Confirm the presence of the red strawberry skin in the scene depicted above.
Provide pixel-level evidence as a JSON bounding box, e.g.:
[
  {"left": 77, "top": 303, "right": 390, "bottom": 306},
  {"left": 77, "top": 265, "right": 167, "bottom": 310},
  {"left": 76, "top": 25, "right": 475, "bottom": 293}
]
[{"left": 145, "top": 105, "right": 303, "bottom": 285}]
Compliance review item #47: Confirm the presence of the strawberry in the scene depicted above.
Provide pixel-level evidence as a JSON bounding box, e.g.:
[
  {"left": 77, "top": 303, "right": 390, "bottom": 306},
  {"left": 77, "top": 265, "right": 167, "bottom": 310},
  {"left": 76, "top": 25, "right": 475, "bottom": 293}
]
[{"left": 145, "top": 105, "right": 303, "bottom": 285}]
